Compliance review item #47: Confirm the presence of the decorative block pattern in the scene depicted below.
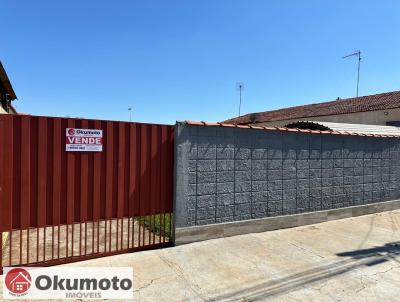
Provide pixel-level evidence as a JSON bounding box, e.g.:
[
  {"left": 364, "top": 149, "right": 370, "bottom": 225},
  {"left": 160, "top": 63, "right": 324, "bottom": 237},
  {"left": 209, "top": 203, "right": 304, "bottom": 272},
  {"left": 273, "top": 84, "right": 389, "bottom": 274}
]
[{"left": 174, "top": 123, "right": 400, "bottom": 227}]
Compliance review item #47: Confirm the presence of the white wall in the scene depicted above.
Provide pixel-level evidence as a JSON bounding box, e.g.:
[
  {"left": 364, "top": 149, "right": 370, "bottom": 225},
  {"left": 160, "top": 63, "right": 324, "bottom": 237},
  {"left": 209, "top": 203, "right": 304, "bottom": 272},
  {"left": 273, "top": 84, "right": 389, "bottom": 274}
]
[{"left": 255, "top": 108, "right": 400, "bottom": 127}]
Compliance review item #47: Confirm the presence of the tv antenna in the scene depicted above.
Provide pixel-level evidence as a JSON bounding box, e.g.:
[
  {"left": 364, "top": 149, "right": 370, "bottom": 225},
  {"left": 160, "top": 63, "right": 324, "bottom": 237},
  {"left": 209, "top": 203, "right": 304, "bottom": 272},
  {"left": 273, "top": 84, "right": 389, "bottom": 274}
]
[
  {"left": 342, "top": 50, "right": 361, "bottom": 97},
  {"left": 128, "top": 107, "right": 132, "bottom": 122},
  {"left": 236, "top": 82, "right": 244, "bottom": 117}
]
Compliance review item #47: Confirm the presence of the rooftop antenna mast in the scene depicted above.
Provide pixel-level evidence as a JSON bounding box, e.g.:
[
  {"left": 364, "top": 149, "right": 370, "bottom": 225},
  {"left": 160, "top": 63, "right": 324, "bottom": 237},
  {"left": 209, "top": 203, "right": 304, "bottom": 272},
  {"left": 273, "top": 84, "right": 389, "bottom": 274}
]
[
  {"left": 128, "top": 107, "right": 132, "bottom": 122},
  {"left": 342, "top": 50, "right": 361, "bottom": 97},
  {"left": 236, "top": 82, "right": 244, "bottom": 117}
]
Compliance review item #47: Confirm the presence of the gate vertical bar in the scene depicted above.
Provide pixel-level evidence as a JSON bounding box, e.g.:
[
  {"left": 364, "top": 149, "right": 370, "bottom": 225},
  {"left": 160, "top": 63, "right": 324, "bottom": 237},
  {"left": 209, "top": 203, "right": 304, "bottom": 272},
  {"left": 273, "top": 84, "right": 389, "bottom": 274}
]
[
  {"left": 66, "top": 119, "right": 75, "bottom": 258},
  {"left": 160, "top": 126, "right": 168, "bottom": 243},
  {"left": 37, "top": 118, "right": 48, "bottom": 262},
  {"left": 150, "top": 125, "right": 159, "bottom": 245},
  {"left": 0, "top": 116, "right": 6, "bottom": 272},
  {"left": 93, "top": 120, "right": 102, "bottom": 254},
  {"left": 2, "top": 117, "right": 13, "bottom": 265},
  {"left": 131, "top": 124, "right": 140, "bottom": 248},
  {"left": 117, "top": 123, "right": 126, "bottom": 250},
  {"left": 20, "top": 116, "right": 31, "bottom": 264},
  {"left": 80, "top": 120, "right": 89, "bottom": 257},
  {"left": 105, "top": 122, "right": 114, "bottom": 252},
  {"left": 167, "top": 127, "right": 174, "bottom": 240},
  {"left": 53, "top": 118, "right": 62, "bottom": 260}
]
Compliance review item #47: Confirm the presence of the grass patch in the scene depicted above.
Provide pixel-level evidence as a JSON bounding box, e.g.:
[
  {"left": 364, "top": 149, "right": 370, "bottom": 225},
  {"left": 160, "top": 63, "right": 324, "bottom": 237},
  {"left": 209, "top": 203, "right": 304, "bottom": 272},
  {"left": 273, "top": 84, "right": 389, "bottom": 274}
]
[
  {"left": 142, "top": 214, "right": 173, "bottom": 238},
  {"left": 2, "top": 232, "right": 8, "bottom": 249}
]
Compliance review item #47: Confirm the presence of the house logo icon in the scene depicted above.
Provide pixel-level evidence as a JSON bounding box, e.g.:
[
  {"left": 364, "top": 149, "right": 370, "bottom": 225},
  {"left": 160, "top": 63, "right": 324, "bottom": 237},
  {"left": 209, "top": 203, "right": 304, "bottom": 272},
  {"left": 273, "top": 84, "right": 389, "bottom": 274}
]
[{"left": 5, "top": 268, "right": 32, "bottom": 295}]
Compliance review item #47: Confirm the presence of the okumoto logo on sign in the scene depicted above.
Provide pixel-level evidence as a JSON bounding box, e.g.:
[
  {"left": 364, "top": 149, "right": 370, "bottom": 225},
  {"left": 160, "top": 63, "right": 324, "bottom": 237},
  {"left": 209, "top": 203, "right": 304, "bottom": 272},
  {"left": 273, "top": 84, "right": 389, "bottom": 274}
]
[
  {"left": 2, "top": 267, "right": 133, "bottom": 300},
  {"left": 4, "top": 268, "right": 32, "bottom": 297},
  {"left": 66, "top": 127, "right": 103, "bottom": 152}
]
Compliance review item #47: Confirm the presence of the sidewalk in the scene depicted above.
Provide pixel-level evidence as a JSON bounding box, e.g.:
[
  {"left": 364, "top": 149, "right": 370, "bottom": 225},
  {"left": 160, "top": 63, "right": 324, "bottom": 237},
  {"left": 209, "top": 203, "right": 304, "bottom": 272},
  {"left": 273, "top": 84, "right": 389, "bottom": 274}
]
[{"left": 2, "top": 210, "right": 400, "bottom": 301}]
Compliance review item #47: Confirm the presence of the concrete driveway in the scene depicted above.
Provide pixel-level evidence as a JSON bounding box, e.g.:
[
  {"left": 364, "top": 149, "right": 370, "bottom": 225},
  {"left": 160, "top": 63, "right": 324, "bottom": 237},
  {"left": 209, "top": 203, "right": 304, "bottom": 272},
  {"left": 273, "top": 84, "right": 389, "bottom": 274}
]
[{"left": 2, "top": 210, "right": 400, "bottom": 301}]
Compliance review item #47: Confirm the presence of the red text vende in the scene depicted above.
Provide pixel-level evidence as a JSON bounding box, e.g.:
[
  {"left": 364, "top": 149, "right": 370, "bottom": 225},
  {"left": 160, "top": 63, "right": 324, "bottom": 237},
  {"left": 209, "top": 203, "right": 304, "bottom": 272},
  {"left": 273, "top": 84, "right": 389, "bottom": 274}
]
[{"left": 66, "top": 137, "right": 102, "bottom": 144}]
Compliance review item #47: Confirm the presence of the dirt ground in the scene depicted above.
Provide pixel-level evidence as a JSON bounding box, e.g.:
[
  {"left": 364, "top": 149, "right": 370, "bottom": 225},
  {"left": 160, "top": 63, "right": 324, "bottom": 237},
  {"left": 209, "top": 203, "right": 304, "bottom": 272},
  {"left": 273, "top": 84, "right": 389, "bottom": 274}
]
[{"left": 1, "top": 216, "right": 170, "bottom": 267}]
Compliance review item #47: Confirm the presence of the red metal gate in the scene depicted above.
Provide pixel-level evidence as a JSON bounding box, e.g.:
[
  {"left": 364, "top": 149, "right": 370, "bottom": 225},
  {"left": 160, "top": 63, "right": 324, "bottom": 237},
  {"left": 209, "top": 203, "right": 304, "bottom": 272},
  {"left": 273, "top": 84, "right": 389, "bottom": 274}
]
[{"left": 0, "top": 115, "right": 174, "bottom": 273}]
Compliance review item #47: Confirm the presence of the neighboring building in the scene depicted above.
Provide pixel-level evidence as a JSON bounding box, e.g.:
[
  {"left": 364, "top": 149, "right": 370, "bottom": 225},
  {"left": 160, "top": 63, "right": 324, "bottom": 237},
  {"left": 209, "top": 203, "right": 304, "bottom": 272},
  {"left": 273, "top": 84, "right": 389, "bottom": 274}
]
[
  {"left": 285, "top": 121, "right": 400, "bottom": 136},
  {"left": 224, "top": 91, "right": 400, "bottom": 127},
  {"left": 0, "top": 61, "right": 17, "bottom": 114}
]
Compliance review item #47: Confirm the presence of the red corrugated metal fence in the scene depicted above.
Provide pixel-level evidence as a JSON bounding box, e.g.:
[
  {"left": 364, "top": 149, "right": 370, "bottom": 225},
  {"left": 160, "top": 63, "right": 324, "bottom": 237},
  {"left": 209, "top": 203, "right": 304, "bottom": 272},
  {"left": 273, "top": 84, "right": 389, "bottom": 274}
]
[{"left": 0, "top": 115, "right": 174, "bottom": 273}]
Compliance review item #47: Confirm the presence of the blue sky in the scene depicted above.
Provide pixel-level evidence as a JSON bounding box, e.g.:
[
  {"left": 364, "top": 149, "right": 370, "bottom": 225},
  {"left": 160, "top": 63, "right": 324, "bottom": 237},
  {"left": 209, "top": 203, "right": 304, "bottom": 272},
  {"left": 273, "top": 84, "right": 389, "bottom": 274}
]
[{"left": 2, "top": 1, "right": 400, "bottom": 124}]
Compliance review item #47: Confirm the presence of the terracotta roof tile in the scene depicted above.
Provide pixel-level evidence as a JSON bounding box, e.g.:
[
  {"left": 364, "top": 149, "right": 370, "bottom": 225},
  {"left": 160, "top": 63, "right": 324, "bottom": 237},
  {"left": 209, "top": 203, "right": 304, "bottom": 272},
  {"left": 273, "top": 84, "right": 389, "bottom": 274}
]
[
  {"left": 183, "top": 121, "right": 400, "bottom": 138},
  {"left": 223, "top": 91, "right": 400, "bottom": 124}
]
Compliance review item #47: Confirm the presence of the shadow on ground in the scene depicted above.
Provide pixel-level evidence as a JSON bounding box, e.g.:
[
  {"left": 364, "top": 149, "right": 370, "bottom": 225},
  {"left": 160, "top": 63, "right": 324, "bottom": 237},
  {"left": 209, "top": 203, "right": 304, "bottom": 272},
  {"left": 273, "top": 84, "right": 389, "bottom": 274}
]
[
  {"left": 208, "top": 242, "right": 400, "bottom": 301},
  {"left": 337, "top": 242, "right": 400, "bottom": 265}
]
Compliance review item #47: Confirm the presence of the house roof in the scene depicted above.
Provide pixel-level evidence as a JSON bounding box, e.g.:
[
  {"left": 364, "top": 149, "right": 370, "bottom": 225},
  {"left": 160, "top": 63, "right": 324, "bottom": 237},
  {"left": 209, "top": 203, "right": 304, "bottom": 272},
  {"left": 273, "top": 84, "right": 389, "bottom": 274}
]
[
  {"left": 0, "top": 61, "right": 17, "bottom": 101},
  {"left": 285, "top": 121, "right": 400, "bottom": 136},
  {"left": 184, "top": 121, "right": 400, "bottom": 138},
  {"left": 10, "top": 272, "right": 31, "bottom": 284},
  {"left": 223, "top": 91, "right": 400, "bottom": 125}
]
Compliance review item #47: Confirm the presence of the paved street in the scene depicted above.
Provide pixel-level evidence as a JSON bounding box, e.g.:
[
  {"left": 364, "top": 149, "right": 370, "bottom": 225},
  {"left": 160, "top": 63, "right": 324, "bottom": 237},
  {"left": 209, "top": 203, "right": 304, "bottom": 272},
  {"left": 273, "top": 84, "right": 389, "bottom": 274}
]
[{"left": 2, "top": 210, "right": 400, "bottom": 301}]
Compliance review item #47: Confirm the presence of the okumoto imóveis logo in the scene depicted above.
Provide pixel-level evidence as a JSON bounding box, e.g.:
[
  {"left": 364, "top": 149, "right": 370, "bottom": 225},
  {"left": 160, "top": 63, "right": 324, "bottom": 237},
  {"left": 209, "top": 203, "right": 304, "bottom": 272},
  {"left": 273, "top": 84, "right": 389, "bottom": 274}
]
[
  {"left": 2, "top": 267, "right": 133, "bottom": 300},
  {"left": 4, "top": 268, "right": 32, "bottom": 296}
]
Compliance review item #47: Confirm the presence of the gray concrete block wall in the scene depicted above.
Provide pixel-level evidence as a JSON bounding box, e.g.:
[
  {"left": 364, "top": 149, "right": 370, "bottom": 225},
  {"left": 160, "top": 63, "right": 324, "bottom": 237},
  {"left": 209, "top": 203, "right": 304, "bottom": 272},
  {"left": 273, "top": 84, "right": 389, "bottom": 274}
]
[{"left": 174, "top": 123, "right": 400, "bottom": 228}]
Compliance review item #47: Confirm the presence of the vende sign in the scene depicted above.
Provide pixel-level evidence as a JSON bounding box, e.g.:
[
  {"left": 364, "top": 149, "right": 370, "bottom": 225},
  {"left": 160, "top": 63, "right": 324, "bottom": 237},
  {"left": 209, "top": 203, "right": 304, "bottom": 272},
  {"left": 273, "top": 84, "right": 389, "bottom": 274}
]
[{"left": 66, "top": 128, "right": 103, "bottom": 152}]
